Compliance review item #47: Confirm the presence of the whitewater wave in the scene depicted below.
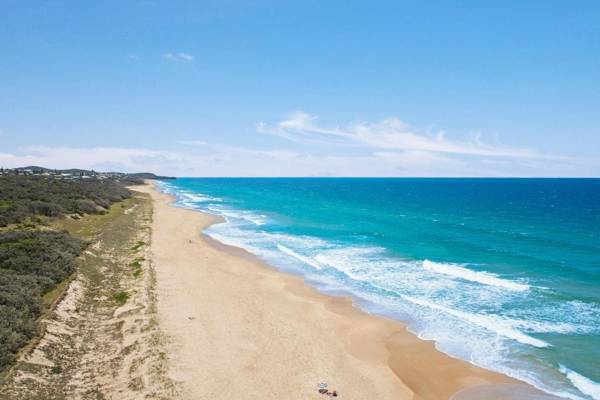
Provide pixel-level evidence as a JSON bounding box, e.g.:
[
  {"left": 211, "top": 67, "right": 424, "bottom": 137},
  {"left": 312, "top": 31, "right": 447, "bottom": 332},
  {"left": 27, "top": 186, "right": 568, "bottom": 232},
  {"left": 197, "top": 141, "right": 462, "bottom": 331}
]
[
  {"left": 206, "top": 206, "right": 267, "bottom": 226},
  {"left": 560, "top": 365, "right": 600, "bottom": 400},
  {"left": 261, "top": 232, "right": 329, "bottom": 248},
  {"left": 180, "top": 192, "right": 222, "bottom": 203},
  {"left": 510, "top": 319, "right": 590, "bottom": 335},
  {"left": 204, "top": 231, "right": 265, "bottom": 256},
  {"left": 315, "top": 247, "right": 383, "bottom": 276},
  {"left": 423, "top": 260, "right": 529, "bottom": 292},
  {"left": 206, "top": 219, "right": 583, "bottom": 350},
  {"left": 276, "top": 244, "right": 322, "bottom": 270},
  {"left": 502, "top": 301, "right": 600, "bottom": 336},
  {"left": 402, "top": 295, "right": 550, "bottom": 348}
]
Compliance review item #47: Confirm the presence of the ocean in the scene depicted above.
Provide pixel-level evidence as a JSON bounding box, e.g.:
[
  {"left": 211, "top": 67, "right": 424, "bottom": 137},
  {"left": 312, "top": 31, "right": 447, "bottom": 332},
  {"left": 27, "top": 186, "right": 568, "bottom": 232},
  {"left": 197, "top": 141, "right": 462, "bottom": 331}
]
[{"left": 157, "top": 178, "right": 600, "bottom": 400}]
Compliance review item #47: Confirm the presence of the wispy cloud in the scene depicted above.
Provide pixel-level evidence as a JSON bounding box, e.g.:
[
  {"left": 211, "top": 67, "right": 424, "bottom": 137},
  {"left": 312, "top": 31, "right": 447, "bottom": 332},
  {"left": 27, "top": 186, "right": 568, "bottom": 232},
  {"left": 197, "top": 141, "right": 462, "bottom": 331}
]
[
  {"left": 0, "top": 112, "right": 589, "bottom": 177},
  {"left": 178, "top": 140, "right": 299, "bottom": 159},
  {"left": 127, "top": 54, "right": 140, "bottom": 60},
  {"left": 258, "top": 111, "right": 564, "bottom": 160},
  {"left": 163, "top": 52, "right": 195, "bottom": 62},
  {"left": 0, "top": 141, "right": 588, "bottom": 178},
  {"left": 0, "top": 146, "right": 181, "bottom": 174}
]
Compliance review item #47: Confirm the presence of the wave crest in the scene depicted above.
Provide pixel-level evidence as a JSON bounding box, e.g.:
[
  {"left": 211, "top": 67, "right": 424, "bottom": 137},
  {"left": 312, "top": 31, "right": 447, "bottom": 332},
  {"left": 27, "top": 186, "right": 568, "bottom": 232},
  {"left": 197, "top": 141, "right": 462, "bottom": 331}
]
[
  {"left": 560, "top": 365, "right": 600, "bottom": 400},
  {"left": 402, "top": 295, "right": 550, "bottom": 348},
  {"left": 423, "top": 260, "right": 529, "bottom": 292},
  {"left": 276, "top": 244, "right": 322, "bottom": 270}
]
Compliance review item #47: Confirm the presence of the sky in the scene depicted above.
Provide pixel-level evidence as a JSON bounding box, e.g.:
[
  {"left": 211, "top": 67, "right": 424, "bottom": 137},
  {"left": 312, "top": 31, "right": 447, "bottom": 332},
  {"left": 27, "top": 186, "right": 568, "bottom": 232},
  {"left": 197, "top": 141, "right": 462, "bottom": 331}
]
[{"left": 1, "top": 1, "right": 599, "bottom": 177}]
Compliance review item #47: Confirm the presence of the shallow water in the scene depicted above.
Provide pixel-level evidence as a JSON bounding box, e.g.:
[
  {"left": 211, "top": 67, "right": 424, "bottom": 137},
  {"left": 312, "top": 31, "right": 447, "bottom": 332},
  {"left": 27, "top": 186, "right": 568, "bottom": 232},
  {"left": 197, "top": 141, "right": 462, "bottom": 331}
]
[{"left": 158, "top": 178, "right": 600, "bottom": 400}]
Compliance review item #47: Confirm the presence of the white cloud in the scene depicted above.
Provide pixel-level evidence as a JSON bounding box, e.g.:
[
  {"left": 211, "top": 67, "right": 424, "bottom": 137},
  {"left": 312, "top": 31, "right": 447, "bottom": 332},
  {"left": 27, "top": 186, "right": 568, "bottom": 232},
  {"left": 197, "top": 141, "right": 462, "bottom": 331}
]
[
  {"left": 178, "top": 140, "right": 299, "bottom": 159},
  {"left": 259, "top": 111, "right": 564, "bottom": 160},
  {"left": 0, "top": 142, "right": 590, "bottom": 177},
  {"left": 374, "top": 150, "right": 464, "bottom": 168},
  {"left": 0, "top": 145, "right": 303, "bottom": 177},
  {"left": 127, "top": 54, "right": 140, "bottom": 60},
  {"left": 0, "top": 146, "right": 181, "bottom": 174},
  {"left": 163, "top": 52, "right": 195, "bottom": 62},
  {"left": 0, "top": 112, "right": 591, "bottom": 177}
]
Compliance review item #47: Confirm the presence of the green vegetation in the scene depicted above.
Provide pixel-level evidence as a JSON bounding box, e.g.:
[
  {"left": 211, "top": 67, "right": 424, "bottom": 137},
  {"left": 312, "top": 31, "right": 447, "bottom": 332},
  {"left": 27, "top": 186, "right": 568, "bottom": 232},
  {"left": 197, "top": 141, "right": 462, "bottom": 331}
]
[
  {"left": 0, "top": 174, "right": 134, "bottom": 375},
  {"left": 112, "top": 291, "right": 130, "bottom": 306},
  {"left": 129, "top": 258, "right": 144, "bottom": 278},
  {"left": 0, "top": 230, "right": 86, "bottom": 371},
  {"left": 0, "top": 172, "right": 179, "bottom": 398},
  {"left": 0, "top": 175, "right": 131, "bottom": 227},
  {"left": 131, "top": 241, "right": 146, "bottom": 251}
]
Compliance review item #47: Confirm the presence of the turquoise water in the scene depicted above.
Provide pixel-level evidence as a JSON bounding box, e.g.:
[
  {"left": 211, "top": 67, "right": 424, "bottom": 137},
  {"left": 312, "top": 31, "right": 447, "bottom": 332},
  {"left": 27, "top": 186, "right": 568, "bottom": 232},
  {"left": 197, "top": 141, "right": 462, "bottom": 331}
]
[{"left": 158, "top": 178, "right": 600, "bottom": 400}]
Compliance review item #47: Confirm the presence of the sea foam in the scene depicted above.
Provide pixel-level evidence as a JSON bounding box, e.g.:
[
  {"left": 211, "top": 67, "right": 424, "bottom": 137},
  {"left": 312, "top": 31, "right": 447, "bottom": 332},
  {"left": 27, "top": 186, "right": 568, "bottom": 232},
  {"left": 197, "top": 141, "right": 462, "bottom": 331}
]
[
  {"left": 402, "top": 295, "right": 550, "bottom": 348},
  {"left": 180, "top": 192, "right": 221, "bottom": 203},
  {"left": 206, "top": 206, "right": 267, "bottom": 226},
  {"left": 560, "top": 365, "right": 600, "bottom": 400},
  {"left": 422, "top": 259, "right": 529, "bottom": 292},
  {"left": 276, "top": 244, "right": 322, "bottom": 270}
]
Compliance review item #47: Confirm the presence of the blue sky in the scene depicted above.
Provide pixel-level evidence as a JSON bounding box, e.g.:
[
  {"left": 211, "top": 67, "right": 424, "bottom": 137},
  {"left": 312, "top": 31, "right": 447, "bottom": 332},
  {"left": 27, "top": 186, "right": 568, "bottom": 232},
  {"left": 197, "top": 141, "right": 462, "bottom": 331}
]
[{"left": 1, "top": 1, "right": 599, "bottom": 176}]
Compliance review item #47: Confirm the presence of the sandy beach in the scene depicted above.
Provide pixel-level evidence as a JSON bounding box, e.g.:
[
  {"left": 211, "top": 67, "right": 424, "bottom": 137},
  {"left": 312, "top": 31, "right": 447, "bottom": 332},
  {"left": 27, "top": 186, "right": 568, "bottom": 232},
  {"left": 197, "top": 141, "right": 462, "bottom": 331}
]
[{"left": 134, "top": 182, "right": 555, "bottom": 400}]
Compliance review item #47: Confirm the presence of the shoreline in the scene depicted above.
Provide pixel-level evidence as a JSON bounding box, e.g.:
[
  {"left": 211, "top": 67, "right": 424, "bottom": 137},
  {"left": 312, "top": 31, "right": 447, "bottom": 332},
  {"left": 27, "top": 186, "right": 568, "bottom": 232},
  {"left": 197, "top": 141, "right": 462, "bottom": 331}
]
[{"left": 136, "top": 181, "right": 557, "bottom": 400}]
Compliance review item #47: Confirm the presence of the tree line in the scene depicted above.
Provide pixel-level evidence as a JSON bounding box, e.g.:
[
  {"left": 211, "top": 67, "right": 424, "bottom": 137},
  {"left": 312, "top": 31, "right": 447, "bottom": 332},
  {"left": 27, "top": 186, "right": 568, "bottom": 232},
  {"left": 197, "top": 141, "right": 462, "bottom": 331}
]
[{"left": 0, "top": 175, "right": 131, "bottom": 227}]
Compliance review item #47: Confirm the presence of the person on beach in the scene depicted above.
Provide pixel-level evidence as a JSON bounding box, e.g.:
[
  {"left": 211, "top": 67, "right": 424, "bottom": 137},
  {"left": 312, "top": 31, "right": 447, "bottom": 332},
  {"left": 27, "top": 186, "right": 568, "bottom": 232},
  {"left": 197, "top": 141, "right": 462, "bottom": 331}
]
[{"left": 318, "top": 388, "right": 338, "bottom": 397}]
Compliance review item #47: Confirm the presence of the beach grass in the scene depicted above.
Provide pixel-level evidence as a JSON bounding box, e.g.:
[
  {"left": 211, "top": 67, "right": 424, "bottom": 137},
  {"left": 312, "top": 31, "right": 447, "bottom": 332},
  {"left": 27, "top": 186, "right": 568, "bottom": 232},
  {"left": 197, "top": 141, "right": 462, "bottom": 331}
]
[{"left": 112, "top": 291, "right": 130, "bottom": 305}]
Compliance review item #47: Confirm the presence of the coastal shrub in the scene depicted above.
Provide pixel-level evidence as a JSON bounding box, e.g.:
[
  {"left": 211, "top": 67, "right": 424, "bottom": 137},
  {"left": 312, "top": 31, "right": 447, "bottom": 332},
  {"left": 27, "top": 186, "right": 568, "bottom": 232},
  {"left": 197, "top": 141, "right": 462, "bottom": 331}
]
[
  {"left": 112, "top": 291, "right": 129, "bottom": 306},
  {"left": 0, "top": 174, "right": 132, "bottom": 373},
  {"left": 0, "top": 271, "right": 43, "bottom": 368},
  {"left": 75, "top": 199, "right": 98, "bottom": 214},
  {"left": 93, "top": 197, "right": 111, "bottom": 209},
  {"left": 121, "top": 176, "right": 145, "bottom": 185},
  {"left": 0, "top": 175, "right": 131, "bottom": 226},
  {"left": 0, "top": 229, "right": 86, "bottom": 372},
  {"left": 28, "top": 200, "right": 63, "bottom": 217},
  {"left": 0, "top": 200, "right": 14, "bottom": 210}
]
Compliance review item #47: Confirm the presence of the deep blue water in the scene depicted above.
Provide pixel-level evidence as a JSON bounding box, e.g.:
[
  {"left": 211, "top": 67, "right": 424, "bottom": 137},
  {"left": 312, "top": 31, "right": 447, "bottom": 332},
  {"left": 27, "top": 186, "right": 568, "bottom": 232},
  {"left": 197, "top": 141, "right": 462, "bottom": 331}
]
[{"left": 158, "top": 178, "right": 600, "bottom": 400}]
